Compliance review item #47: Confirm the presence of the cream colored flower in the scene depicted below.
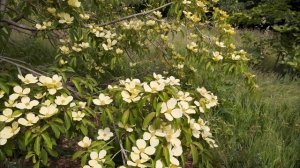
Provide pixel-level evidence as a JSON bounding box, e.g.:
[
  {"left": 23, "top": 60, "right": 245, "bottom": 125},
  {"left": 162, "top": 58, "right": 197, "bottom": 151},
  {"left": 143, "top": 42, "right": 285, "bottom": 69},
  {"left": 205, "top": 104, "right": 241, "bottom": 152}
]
[
  {"left": 18, "top": 74, "right": 38, "bottom": 84},
  {"left": 116, "top": 48, "right": 123, "bottom": 54},
  {"left": 47, "top": 7, "right": 56, "bottom": 14},
  {"left": 79, "top": 42, "right": 90, "bottom": 48},
  {"left": 132, "top": 139, "right": 156, "bottom": 160},
  {"left": 0, "top": 108, "right": 21, "bottom": 123},
  {"left": 142, "top": 126, "right": 160, "bottom": 147},
  {"left": 38, "top": 75, "right": 63, "bottom": 95},
  {"left": 168, "top": 144, "right": 183, "bottom": 157},
  {"left": 97, "top": 127, "right": 113, "bottom": 141},
  {"left": 187, "top": 42, "right": 198, "bottom": 53},
  {"left": 177, "top": 91, "right": 192, "bottom": 102},
  {"left": 102, "top": 39, "right": 117, "bottom": 51},
  {"left": 127, "top": 152, "right": 148, "bottom": 168},
  {"left": 93, "top": 93, "right": 113, "bottom": 106},
  {"left": 80, "top": 14, "right": 90, "bottom": 20},
  {"left": 68, "top": 0, "right": 81, "bottom": 8},
  {"left": 161, "top": 98, "right": 183, "bottom": 121},
  {"left": 121, "top": 91, "right": 141, "bottom": 103},
  {"left": 153, "top": 11, "right": 162, "bottom": 18},
  {"left": 39, "top": 104, "right": 58, "bottom": 118},
  {"left": 16, "top": 97, "right": 39, "bottom": 110},
  {"left": 18, "top": 113, "right": 39, "bottom": 126},
  {"left": 58, "top": 12, "right": 74, "bottom": 24},
  {"left": 78, "top": 136, "right": 92, "bottom": 148},
  {"left": 143, "top": 81, "right": 165, "bottom": 93},
  {"left": 165, "top": 76, "right": 180, "bottom": 86},
  {"left": 212, "top": 51, "right": 223, "bottom": 61},
  {"left": 164, "top": 128, "right": 181, "bottom": 146},
  {"left": 231, "top": 54, "right": 241, "bottom": 60},
  {"left": 156, "top": 160, "right": 163, "bottom": 168},
  {"left": 55, "top": 95, "right": 73, "bottom": 105},
  {"left": 0, "top": 122, "right": 20, "bottom": 145},
  {"left": 216, "top": 41, "right": 226, "bottom": 48},
  {"left": 34, "top": 92, "right": 46, "bottom": 99},
  {"left": 59, "top": 46, "right": 71, "bottom": 54},
  {"left": 89, "top": 150, "right": 106, "bottom": 166},
  {"left": 9, "top": 86, "right": 30, "bottom": 101},
  {"left": 72, "top": 111, "right": 85, "bottom": 121},
  {"left": 4, "top": 99, "right": 16, "bottom": 108}
]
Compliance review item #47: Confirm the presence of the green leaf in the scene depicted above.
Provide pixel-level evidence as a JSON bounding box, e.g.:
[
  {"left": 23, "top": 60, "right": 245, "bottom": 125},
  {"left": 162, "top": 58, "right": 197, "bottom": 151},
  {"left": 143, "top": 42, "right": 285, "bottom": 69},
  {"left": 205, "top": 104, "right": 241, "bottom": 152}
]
[
  {"left": 34, "top": 136, "right": 41, "bottom": 156},
  {"left": 142, "top": 112, "right": 156, "bottom": 130},
  {"left": 72, "top": 78, "right": 82, "bottom": 94},
  {"left": 40, "top": 148, "right": 48, "bottom": 165},
  {"left": 24, "top": 130, "right": 32, "bottom": 146},
  {"left": 41, "top": 133, "right": 53, "bottom": 149},
  {"left": 72, "top": 151, "right": 86, "bottom": 160},
  {"left": 51, "top": 124, "right": 60, "bottom": 138},
  {"left": 121, "top": 110, "right": 130, "bottom": 124},
  {"left": 64, "top": 112, "right": 71, "bottom": 130},
  {"left": 191, "top": 144, "right": 199, "bottom": 165},
  {"left": 81, "top": 153, "right": 89, "bottom": 166}
]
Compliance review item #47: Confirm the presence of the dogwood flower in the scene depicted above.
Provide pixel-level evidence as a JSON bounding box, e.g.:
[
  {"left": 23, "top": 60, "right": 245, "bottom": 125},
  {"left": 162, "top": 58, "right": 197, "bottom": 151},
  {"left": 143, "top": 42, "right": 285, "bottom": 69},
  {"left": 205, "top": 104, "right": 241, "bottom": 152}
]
[
  {"left": 168, "top": 144, "right": 183, "bottom": 157},
  {"left": 102, "top": 39, "right": 117, "bottom": 51},
  {"left": 156, "top": 160, "right": 163, "bottom": 168},
  {"left": 216, "top": 41, "right": 226, "bottom": 48},
  {"left": 39, "top": 104, "right": 58, "bottom": 118},
  {"left": 212, "top": 51, "right": 223, "bottom": 61},
  {"left": 164, "top": 127, "right": 181, "bottom": 146},
  {"left": 165, "top": 76, "right": 180, "bottom": 86},
  {"left": 38, "top": 75, "right": 63, "bottom": 95},
  {"left": 161, "top": 98, "right": 183, "bottom": 121},
  {"left": 142, "top": 126, "right": 160, "bottom": 147},
  {"left": 59, "top": 46, "right": 71, "bottom": 54},
  {"left": 89, "top": 150, "right": 107, "bottom": 166},
  {"left": 72, "top": 111, "right": 85, "bottom": 121},
  {"left": 18, "top": 74, "right": 38, "bottom": 84},
  {"left": 18, "top": 113, "right": 39, "bottom": 126},
  {"left": 177, "top": 91, "right": 193, "bottom": 102},
  {"left": 0, "top": 108, "right": 21, "bottom": 123},
  {"left": 16, "top": 97, "right": 39, "bottom": 110},
  {"left": 143, "top": 81, "right": 165, "bottom": 93},
  {"left": 4, "top": 99, "right": 16, "bottom": 108},
  {"left": 127, "top": 152, "right": 149, "bottom": 168},
  {"left": 58, "top": 12, "right": 74, "bottom": 24},
  {"left": 68, "top": 0, "right": 81, "bottom": 8},
  {"left": 93, "top": 93, "right": 113, "bottom": 106},
  {"left": 178, "top": 101, "right": 196, "bottom": 116},
  {"left": 97, "top": 127, "right": 113, "bottom": 141},
  {"left": 55, "top": 95, "right": 73, "bottom": 105},
  {"left": 9, "top": 86, "right": 30, "bottom": 100},
  {"left": 132, "top": 139, "right": 156, "bottom": 160},
  {"left": 0, "top": 122, "right": 20, "bottom": 145},
  {"left": 80, "top": 14, "right": 90, "bottom": 20},
  {"left": 78, "top": 136, "right": 92, "bottom": 148}
]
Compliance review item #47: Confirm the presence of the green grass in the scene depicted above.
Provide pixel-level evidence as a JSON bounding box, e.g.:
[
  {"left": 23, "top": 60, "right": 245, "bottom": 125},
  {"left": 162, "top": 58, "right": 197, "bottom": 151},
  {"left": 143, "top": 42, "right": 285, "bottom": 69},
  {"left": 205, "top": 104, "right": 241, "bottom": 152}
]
[{"left": 213, "top": 71, "right": 300, "bottom": 168}]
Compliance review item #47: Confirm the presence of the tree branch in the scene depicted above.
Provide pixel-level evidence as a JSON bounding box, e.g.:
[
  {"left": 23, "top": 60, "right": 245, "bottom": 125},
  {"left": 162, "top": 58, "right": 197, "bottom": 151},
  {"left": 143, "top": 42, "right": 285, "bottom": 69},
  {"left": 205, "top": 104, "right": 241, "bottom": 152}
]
[
  {"left": 97, "top": 2, "right": 173, "bottom": 27},
  {"left": 0, "top": 19, "right": 37, "bottom": 31}
]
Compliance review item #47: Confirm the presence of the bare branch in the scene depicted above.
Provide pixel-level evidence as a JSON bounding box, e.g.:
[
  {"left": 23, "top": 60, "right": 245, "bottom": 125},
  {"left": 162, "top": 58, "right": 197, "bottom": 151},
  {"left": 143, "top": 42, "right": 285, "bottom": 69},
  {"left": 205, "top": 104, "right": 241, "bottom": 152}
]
[
  {"left": 97, "top": 2, "right": 173, "bottom": 27},
  {"left": 0, "top": 19, "right": 37, "bottom": 31}
]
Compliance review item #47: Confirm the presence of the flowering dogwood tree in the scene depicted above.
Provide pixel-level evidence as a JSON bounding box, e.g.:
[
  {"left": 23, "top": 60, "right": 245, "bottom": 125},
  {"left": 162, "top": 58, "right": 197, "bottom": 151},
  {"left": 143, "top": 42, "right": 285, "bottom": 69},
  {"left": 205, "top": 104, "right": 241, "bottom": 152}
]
[{"left": 0, "top": 0, "right": 256, "bottom": 167}]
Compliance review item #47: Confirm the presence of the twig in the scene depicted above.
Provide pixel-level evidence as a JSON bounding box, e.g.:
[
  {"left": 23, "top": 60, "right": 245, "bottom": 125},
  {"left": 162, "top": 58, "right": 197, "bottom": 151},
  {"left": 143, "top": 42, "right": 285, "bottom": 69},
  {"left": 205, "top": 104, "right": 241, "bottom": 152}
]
[
  {"left": 112, "top": 123, "right": 128, "bottom": 165},
  {"left": 97, "top": 2, "right": 173, "bottom": 27},
  {"left": 0, "top": 19, "right": 37, "bottom": 31}
]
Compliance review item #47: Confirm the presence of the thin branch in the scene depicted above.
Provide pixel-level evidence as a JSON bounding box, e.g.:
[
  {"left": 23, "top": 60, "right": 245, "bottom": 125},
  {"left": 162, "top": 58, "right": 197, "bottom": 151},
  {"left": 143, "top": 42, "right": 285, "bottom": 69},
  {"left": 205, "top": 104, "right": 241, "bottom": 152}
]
[
  {"left": 0, "top": 19, "right": 37, "bottom": 31},
  {"left": 0, "top": 55, "right": 44, "bottom": 76},
  {"left": 112, "top": 123, "right": 128, "bottom": 165},
  {"left": 97, "top": 2, "right": 173, "bottom": 27}
]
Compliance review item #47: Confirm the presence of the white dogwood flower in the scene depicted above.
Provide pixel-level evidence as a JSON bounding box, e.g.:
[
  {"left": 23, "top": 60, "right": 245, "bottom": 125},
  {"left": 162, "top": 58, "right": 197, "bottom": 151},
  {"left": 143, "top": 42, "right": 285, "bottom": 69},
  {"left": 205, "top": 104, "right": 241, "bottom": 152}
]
[
  {"left": 0, "top": 122, "right": 20, "bottom": 145},
  {"left": 78, "top": 136, "right": 92, "bottom": 148},
  {"left": 68, "top": 0, "right": 81, "bottom": 8},
  {"left": 39, "top": 104, "right": 58, "bottom": 118},
  {"left": 97, "top": 127, "right": 113, "bottom": 141},
  {"left": 55, "top": 95, "right": 73, "bottom": 105},
  {"left": 0, "top": 109, "right": 21, "bottom": 123},
  {"left": 18, "top": 74, "right": 38, "bottom": 84},
  {"left": 72, "top": 111, "right": 85, "bottom": 121},
  {"left": 93, "top": 93, "right": 113, "bottom": 106},
  {"left": 38, "top": 75, "right": 63, "bottom": 95},
  {"left": 161, "top": 98, "right": 183, "bottom": 121},
  {"left": 89, "top": 150, "right": 107, "bottom": 166},
  {"left": 132, "top": 139, "right": 156, "bottom": 160},
  {"left": 143, "top": 81, "right": 165, "bottom": 93},
  {"left": 18, "top": 113, "right": 39, "bottom": 126},
  {"left": 16, "top": 97, "right": 39, "bottom": 110},
  {"left": 9, "top": 86, "right": 30, "bottom": 100},
  {"left": 127, "top": 152, "right": 149, "bottom": 168}
]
